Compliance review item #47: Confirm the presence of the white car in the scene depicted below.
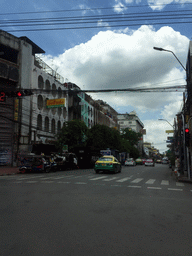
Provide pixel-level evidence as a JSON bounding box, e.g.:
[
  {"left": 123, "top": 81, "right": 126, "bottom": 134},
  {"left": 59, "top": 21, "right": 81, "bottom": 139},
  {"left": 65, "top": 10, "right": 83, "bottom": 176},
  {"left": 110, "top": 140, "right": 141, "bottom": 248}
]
[
  {"left": 145, "top": 159, "right": 155, "bottom": 167},
  {"left": 125, "top": 158, "right": 136, "bottom": 166}
]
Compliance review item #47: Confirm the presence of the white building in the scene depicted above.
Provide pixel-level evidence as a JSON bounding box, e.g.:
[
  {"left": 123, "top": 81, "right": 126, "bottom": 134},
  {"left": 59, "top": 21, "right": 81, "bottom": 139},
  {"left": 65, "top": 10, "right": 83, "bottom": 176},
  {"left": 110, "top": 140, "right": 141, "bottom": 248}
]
[{"left": 117, "top": 111, "right": 144, "bottom": 155}]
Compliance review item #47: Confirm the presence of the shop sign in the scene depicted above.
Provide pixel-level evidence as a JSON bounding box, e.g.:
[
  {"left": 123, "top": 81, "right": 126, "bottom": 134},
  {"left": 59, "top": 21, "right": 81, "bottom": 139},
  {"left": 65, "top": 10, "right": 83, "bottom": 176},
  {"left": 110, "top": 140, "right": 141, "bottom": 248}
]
[{"left": 47, "top": 98, "right": 65, "bottom": 108}]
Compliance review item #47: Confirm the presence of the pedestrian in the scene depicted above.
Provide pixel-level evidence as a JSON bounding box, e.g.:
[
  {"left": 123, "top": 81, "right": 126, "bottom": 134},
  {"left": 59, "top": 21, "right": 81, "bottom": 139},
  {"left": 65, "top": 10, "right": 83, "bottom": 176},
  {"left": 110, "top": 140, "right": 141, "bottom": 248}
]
[{"left": 174, "top": 157, "right": 180, "bottom": 177}]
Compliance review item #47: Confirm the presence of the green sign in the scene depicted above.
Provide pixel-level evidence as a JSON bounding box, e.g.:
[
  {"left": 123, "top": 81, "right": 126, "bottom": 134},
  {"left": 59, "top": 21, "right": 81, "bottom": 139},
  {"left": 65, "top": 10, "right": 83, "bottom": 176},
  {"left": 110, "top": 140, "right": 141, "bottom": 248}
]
[{"left": 63, "top": 145, "right": 68, "bottom": 152}]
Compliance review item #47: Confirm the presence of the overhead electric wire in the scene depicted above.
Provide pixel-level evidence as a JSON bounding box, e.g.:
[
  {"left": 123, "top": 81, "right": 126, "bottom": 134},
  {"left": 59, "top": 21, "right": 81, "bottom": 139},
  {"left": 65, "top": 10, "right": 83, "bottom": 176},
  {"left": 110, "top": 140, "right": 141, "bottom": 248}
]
[
  {"left": 0, "top": 2, "right": 192, "bottom": 16},
  {"left": 0, "top": 6, "right": 192, "bottom": 32},
  {"left": 1, "top": 9, "right": 192, "bottom": 25}
]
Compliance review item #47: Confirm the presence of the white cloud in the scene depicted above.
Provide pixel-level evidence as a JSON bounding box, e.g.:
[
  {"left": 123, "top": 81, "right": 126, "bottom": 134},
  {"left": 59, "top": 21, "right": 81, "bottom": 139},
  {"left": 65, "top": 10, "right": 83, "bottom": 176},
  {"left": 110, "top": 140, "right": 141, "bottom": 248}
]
[
  {"left": 42, "top": 25, "right": 189, "bottom": 153},
  {"left": 147, "top": 0, "right": 192, "bottom": 10}
]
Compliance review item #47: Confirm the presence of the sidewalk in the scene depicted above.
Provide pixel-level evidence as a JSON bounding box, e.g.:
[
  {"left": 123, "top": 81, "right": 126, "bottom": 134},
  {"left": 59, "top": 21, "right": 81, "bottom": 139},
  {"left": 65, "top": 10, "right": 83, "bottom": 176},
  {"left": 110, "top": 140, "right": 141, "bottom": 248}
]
[{"left": 0, "top": 166, "right": 19, "bottom": 176}]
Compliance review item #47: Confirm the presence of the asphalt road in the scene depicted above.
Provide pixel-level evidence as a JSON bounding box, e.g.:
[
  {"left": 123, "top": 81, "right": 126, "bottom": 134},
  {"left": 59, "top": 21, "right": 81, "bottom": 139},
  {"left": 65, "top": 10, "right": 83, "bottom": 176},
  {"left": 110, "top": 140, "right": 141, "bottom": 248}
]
[{"left": 1, "top": 164, "right": 192, "bottom": 256}]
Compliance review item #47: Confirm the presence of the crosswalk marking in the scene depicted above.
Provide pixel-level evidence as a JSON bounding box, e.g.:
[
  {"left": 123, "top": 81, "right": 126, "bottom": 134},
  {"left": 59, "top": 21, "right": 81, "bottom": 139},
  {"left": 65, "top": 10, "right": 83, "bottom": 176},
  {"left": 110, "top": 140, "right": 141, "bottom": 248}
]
[
  {"left": 116, "top": 177, "right": 132, "bottom": 182},
  {"left": 103, "top": 177, "right": 118, "bottom": 181},
  {"left": 161, "top": 180, "right": 169, "bottom": 185},
  {"left": 145, "top": 179, "right": 156, "bottom": 184},
  {"left": 168, "top": 188, "right": 183, "bottom": 191},
  {"left": 89, "top": 176, "right": 108, "bottom": 181},
  {"left": 128, "top": 185, "right": 141, "bottom": 188},
  {"left": 176, "top": 182, "right": 184, "bottom": 187},
  {"left": 131, "top": 178, "right": 143, "bottom": 183},
  {"left": 147, "top": 187, "right": 162, "bottom": 190}
]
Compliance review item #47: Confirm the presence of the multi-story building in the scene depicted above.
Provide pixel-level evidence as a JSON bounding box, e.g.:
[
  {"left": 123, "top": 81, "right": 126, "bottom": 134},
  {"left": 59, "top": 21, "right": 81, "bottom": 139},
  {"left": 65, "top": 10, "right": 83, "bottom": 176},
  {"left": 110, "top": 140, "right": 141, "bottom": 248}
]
[
  {"left": 0, "top": 31, "right": 68, "bottom": 165},
  {"left": 117, "top": 111, "right": 144, "bottom": 155},
  {"left": 95, "top": 100, "right": 119, "bottom": 129}
]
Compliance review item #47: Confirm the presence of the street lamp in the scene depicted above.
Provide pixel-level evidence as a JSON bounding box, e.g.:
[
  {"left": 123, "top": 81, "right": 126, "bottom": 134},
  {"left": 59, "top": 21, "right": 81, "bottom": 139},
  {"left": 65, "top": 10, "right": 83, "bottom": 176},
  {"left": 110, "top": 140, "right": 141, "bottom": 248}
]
[
  {"left": 158, "top": 118, "right": 173, "bottom": 128},
  {"left": 153, "top": 47, "right": 186, "bottom": 71}
]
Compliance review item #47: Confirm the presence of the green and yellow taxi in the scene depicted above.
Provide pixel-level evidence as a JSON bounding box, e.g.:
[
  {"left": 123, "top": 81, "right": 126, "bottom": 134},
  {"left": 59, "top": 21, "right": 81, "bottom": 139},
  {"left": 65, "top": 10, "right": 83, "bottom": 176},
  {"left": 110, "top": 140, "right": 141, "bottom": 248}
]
[{"left": 94, "top": 155, "right": 121, "bottom": 174}]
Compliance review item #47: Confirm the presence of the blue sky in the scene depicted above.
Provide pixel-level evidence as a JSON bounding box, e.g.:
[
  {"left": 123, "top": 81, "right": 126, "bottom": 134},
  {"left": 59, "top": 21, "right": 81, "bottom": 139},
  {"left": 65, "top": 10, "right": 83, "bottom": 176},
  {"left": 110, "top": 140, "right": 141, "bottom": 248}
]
[{"left": 2, "top": 0, "right": 192, "bottom": 153}]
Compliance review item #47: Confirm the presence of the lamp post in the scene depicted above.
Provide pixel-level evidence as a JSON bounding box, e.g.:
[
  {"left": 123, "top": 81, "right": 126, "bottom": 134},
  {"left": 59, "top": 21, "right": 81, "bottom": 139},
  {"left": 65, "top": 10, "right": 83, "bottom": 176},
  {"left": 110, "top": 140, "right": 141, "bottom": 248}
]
[
  {"left": 158, "top": 118, "right": 173, "bottom": 128},
  {"left": 153, "top": 47, "right": 186, "bottom": 71},
  {"left": 154, "top": 47, "right": 190, "bottom": 177}
]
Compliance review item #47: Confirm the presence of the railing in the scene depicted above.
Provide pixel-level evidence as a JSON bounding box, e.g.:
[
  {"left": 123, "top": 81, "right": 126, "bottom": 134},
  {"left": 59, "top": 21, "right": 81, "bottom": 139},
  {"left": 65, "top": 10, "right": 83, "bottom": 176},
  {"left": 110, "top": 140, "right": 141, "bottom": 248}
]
[{"left": 35, "top": 56, "right": 64, "bottom": 84}]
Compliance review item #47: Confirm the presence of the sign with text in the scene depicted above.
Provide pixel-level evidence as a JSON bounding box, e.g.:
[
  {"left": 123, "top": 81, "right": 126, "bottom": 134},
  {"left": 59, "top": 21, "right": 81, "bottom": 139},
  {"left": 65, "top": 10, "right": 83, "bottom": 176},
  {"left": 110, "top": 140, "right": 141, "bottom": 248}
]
[
  {"left": 165, "top": 130, "right": 174, "bottom": 133},
  {"left": 46, "top": 98, "right": 65, "bottom": 108}
]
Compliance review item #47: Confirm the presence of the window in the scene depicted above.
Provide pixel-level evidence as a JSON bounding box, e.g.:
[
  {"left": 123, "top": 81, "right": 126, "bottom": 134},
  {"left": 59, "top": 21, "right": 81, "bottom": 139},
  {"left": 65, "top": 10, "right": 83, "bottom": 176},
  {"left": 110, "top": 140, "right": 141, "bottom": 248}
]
[
  {"left": 45, "top": 117, "right": 49, "bottom": 132},
  {"left": 37, "top": 114, "right": 42, "bottom": 130},
  {"left": 45, "top": 79, "right": 51, "bottom": 94},
  {"left": 38, "top": 75, "right": 44, "bottom": 89},
  {"left": 51, "top": 119, "right": 55, "bottom": 134},
  {"left": 37, "top": 95, "right": 43, "bottom": 110},
  {"left": 58, "top": 87, "right": 62, "bottom": 98},
  {"left": 58, "top": 108, "right": 62, "bottom": 116},
  {"left": 52, "top": 83, "right": 56, "bottom": 97},
  {"left": 57, "top": 121, "right": 61, "bottom": 133}
]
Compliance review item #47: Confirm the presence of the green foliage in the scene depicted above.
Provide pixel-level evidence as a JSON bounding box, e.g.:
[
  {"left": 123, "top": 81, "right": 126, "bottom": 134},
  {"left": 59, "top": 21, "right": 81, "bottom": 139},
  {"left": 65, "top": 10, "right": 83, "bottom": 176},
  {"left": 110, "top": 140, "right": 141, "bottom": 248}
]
[
  {"left": 56, "top": 121, "right": 142, "bottom": 158},
  {"left": 56, "top": 119, "right": 88, "bottom": 151},
  {"left": 87, "top": 124, "right": 121, "bottom": 150}
]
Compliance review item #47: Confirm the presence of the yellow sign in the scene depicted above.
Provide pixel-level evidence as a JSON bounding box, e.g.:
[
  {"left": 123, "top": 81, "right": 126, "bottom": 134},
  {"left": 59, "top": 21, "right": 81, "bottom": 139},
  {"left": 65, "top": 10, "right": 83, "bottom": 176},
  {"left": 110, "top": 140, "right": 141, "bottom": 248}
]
[
  {"left": 47, "top": 98, "right": 65, "bottom": 108},
  {"left": 165, "top": 130, "right": 174, "bottom": 133},
  {"left": 14, "top": 99, "right": 19, "bottom": 121}
]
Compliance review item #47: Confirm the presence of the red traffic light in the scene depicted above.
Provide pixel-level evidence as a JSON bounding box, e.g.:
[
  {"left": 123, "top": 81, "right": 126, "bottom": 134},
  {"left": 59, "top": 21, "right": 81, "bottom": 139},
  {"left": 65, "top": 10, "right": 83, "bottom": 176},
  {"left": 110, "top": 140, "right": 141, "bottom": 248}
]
[
  {"left": 185, "top": 128, "right": 190, "bottom": 133},
  {"left": 16, "top": 91, "right": 22, "bottom": 97}
]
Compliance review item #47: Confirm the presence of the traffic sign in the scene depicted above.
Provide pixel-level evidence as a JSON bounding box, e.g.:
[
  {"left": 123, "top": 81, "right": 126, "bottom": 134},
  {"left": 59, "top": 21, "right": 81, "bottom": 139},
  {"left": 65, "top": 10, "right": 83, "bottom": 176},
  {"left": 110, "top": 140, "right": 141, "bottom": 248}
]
[{"left": 166, "top": 130, "right": 174, "bottom": 133}]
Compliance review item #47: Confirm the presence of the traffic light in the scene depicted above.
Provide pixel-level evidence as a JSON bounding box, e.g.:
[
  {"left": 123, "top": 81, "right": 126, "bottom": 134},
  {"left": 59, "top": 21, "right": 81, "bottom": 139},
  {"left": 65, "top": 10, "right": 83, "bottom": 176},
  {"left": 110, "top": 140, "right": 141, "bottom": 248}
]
[
  {"left": 0, "top": 91, "right": 6, "bottom": 102},
  {"left": 0, "top": 89, "right": 33, "bottom": 99},
  {"left": 185, "top": 128, "right": 190, "bottom": 147}
]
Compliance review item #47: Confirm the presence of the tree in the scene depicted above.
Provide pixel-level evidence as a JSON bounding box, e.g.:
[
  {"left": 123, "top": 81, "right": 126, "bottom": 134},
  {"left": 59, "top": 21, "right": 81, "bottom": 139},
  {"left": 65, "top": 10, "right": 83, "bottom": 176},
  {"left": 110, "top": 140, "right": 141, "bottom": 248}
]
[
  {"left": 87, "top": 124, "right": 122, "bottom": 150},
  {"left": 120, "top": 128, "right": 142, "bottom": 158},
  {"left": 121, "top": 128, "right": 142, "bottom": 145},
  {"left": 56, "top": 120, "right": 88, "bottom": 152}
]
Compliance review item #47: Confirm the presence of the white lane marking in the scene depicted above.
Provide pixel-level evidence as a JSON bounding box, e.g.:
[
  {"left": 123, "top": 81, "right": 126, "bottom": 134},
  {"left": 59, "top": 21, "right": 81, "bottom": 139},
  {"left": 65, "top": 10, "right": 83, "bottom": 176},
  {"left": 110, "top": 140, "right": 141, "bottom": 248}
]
[
  {"left": 116, "top": 177, "right": 132, "bottom": 182},
  {"left": 127, "top": 185, "right": 141, "bottom": 188},
  {"left": 40, "top": 177, "right": 55, "bottom": 180},
  {"left": 25, "top": 181, "right": 38, "bottom": 183},
  {"left": 89, "top": 176, "right": 108, "bottom": 181},
  {"left": 74, "top": 182, "right": 87, "bottom": 184},
  {"left": 41, "top": 181, "right": 54, "bottom": 183},
  {"left": 93, "top": 184, "right": 105, "bottom": 186},
  {"left": 57, "top": 181, "right": 71, "bottom": 184},
  {"left": 168, "top": 188, "right": 183, "bottom": 191},
  {"left": 111, "top": 185, "right": 122, "bottom": 187},
  {"left": 176, "top": 182, "right": 184, "bottom": 187},
  {"left": 13, "top": 181, "right": 22, "bottom": 183},
  {"left": 17, "top": 175, "right": 45, "bottom": 180},
  {"left": 103, "top": 177, "right": 118, "bottom": 181},
  {"left": 161, "top": 180, "right": 169, "bottom": 185},
  {"left": 147, "top": 187, "right": 162, "bottom": 190},
  {"left": 145, "top": 179, "right": 156, "bottom": 184},
  {"left": 131, "top": 178, "right": 143, "bottom": 183}
]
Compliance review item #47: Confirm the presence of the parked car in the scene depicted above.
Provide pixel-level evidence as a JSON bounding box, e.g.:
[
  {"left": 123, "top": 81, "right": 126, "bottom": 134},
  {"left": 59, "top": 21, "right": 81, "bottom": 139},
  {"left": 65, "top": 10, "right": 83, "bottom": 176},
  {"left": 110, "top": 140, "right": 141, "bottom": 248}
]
[
  {"left": 125, "top": 158, "right": 136, "bottom": 166},
  {"left": 145, "top": 159, "right": 155, "bottom": 167},
  {"left": 94, "top": 155, "right": 121, "bottom": 174},
  {"left": 135, "top": 158, "right": 143, "bottom": 165}
]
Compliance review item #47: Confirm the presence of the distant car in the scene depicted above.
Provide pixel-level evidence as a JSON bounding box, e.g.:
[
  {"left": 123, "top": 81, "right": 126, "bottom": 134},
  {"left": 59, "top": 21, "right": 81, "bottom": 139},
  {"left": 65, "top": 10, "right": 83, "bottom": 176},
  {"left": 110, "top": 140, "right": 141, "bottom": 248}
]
[
  {"left": 162, "top": 158, "right": 169, "bottom": 164},
  {"left": 145, "top": 159, "right": 155, "bottom": 167},
  {"left": 142, "top": 159, "right": 146, "bottom": 165},
  {"left": 125, "top": 158, "right": 136, "bottom": 166},
  {"left": 156, "top": 159, "right": 162, "bottom": 164},
  {"left": 94, "top": 155, "right": 121, "bottom": 174},
  {"left": 135, "top": 158, "right": 143, "bottom": 165}
]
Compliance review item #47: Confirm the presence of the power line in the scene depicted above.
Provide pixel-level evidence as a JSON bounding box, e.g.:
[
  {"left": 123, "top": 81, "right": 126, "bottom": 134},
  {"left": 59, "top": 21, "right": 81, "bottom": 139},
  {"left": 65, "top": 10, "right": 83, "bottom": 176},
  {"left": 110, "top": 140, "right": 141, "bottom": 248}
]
[{"left": 0, "top": 2, "right": 191, "bottom": 16}]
